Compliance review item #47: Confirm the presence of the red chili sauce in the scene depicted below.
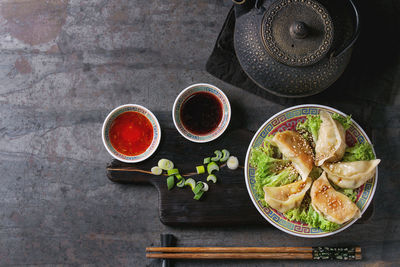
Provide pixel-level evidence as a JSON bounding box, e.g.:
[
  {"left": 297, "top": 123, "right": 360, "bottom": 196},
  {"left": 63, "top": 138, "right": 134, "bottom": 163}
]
[{"left": 109, "top": 111, "right": 153, "bottom": 156}]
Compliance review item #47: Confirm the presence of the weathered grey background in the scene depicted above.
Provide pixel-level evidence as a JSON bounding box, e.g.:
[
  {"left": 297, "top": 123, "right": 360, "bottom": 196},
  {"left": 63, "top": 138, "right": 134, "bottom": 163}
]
[{"left": 0, "top": 0, "right": 399, "bottom": 266}]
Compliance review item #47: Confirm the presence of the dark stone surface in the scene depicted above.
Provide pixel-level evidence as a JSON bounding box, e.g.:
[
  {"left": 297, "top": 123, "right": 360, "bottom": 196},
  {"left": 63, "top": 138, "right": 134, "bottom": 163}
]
[{"left": 0, "top": 0, "right": 399, "bottom": 266}]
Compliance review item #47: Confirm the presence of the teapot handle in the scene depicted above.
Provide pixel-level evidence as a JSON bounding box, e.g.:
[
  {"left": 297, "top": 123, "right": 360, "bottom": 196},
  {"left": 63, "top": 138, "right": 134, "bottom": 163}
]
[
  {"left": 233, "top": 0, "right": 265, "bottom": 18},
  {"left": 232, "top": 0, "right": 246, "bottom": 4},
  {"left": 332, "top": 0, "right": 360, "bottom": 57},
  {"left": 231, "top": 0, "right": 263, "bottom": 6}
]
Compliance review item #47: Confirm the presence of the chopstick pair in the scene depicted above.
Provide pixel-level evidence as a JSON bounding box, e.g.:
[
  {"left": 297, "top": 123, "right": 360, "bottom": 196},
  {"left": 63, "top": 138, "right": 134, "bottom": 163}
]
[{"left": 146, "top": 246, "right": 362, "bottom": 260}]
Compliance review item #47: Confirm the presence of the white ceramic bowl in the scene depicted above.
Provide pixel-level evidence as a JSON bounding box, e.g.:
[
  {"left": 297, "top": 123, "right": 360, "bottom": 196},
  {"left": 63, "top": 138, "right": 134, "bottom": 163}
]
[
  {"left": 102, "top": 104, "right": 161, "bottom": 163},
  {"left": 172, "top": 83, "right": 231, "bottom": 143}
]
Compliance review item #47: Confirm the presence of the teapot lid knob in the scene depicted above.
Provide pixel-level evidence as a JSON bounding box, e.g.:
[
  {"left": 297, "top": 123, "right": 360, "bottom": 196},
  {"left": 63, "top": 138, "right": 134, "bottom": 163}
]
[
  {"left": 261, "top": 0, "right": 334, "bottom": 67},
  {"left": 290, "top": 21, "right": 308, "bottom": 39}
]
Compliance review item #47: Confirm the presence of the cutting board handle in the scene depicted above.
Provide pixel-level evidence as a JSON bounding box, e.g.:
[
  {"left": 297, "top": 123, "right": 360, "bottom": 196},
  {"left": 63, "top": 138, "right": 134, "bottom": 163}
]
[{"left": 107, "top": 160, "right": 155, "bottom": 185}]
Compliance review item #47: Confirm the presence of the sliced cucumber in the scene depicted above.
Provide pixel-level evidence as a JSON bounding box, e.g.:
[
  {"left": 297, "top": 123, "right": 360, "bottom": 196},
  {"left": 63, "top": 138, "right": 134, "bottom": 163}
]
[
  {"left": 211, "top": 150, "right": 222, "bottom": 161},
  {"left": 196, "top": 165, "right": 205, "bottom": 174},
  {"left": 151, "top": 166, "right": 162, "bottom": 175},
  {"left": 176, "top": 178, "right": 186, "bottom": 188},
  {"left": 158, "top": 159, "right": 174, "bottom": 170},
  {"left": 207, "top": 162, "right": 219, "bottom": 174},
  {"left": 167, "top": 176, "right": 174, "bottom": 190},
  {"left": 227, "top": 156, "right": 239, "bottom": 170},
  {"left": 167, "top": 168, "right": 179, "bottom": 176},
  {"left": 220, "top": 149, "right": 230, "bottom": 162},
  {"left": 207, "top": 174, "right": 217, "bottom": 183},
  {"left": 203, "top": 157, "right": 211, "bottom": 164},
  {"left": 184, "top": 178, "right": 196, "bottom": 190}
]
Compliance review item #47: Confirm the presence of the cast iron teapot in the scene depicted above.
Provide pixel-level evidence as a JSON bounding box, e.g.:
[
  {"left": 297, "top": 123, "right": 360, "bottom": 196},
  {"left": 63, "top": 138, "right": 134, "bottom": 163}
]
[{"left": 233, "top": 0, "right": 359, "bottom": 97}]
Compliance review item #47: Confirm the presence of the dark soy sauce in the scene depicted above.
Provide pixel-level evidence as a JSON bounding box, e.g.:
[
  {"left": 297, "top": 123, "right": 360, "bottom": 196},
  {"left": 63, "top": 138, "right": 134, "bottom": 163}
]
[{"left": 180, "top": 92, "right": 223, "bottom": 135}]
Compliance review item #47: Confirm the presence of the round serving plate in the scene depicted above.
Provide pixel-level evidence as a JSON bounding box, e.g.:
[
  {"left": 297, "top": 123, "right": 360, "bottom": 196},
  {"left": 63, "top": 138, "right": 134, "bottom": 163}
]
[{"left": 244, "top": 104, "right": 377, "bottom": 238}]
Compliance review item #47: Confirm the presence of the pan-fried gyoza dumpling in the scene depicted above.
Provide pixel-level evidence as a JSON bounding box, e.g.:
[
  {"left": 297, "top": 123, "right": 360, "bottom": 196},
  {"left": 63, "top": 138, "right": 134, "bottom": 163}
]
[
  {"left": 322, "top": 159, "right": 380, "bottom": 189},
  {"left": 272, "top": 131, "right": 314, "bottom": 181},
  {"left": 315, "top": 111, "right": 347, "bottom": 166},
  {"left": 311, "top": 172, "right": 360, "bottom": 224},
  {"left": 263, "top": 177, "right": 312, "bottom": 213}
]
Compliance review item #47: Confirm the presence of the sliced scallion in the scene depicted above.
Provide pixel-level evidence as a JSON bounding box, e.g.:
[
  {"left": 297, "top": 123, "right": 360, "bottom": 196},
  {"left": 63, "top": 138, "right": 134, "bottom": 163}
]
[
  {"left": 175, "top": 174, "right": 183, "bottom": 180},
  {"left": 193, "top": 182, "right": 204, "bottom": 194},
  {"left": 211, "top": 150, "right": 222, "bottom": 161},
  {"left": 207, "top": 162, "right": 219, "bottom": 174},
  {"left": 193, "top": 190, "right": 205, "bottom": 200},
  {"left": 176, "top": 178, "right": 186, "bottom": 188},
  {"left": 167, "top": 176, "right": 174, "bottom": 190},
  {"left": 158, "top": 159, "right": 174, "bottom": 170},
  {"left": 201, "top": 182, "right": 209, "bottom": 192},
  {"left": 203, "top": 157, "right": 211, "bottom": 164},
  {"left": 184, "top": 178, "right": 196, "bottom": 190},
  {"left": 207, "top": 174, "right": 217, "bottom": 183},
  {"left": 196, "top": 165, "right": 205, "bottom": 174},
  {"left": 220, "top": 149, "right": 230, "bottom": 162},
  {"left": 227, "top": 156, "right": 239, "bottom": 170},
  {"left": 151, "top": 166, "right": 162, "bottom": 175},
  {"left": 167, "top": 168, "right": 179, "bottom": 176}
]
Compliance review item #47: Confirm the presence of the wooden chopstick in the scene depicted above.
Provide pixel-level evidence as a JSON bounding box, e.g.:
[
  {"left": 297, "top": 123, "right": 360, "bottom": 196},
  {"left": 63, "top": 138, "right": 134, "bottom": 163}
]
[
  {"left": 146, "top": 246, "right": 362, "bottom": 260},
  {"left": 146, "top": 252, "right": 313, "bottom": 260},
  {"left": 147, "top": 247, "right": 314, "bottom": 253}
]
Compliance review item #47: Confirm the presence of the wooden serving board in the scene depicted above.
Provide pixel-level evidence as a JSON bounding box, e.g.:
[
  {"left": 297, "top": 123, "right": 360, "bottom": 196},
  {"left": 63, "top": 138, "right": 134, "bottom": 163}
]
[{"left": 107, "top": 128, "right": 373, "bottom": 226}]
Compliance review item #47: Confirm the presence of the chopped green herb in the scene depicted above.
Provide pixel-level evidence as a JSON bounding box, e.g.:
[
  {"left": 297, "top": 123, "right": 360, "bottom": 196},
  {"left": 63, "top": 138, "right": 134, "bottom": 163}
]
[
  {"left": 201, "top": 182, "right": 209, "bottom": 192},
  {"left": 184, "top": 178, "right": 196, "bottom": 190},
  {"left": 193, "top": 182, "right": 204, "bottom": 194},
  {"left": 151, "top": 166, "right": 163, "bottom": 175},
  {"left": 203, "top": 157, "right": 211, "bottom": 164},
  {"left": 167, "top": 168, "right": 179, "bottom": 176},
  {"left": 211, "top": 150, "right": 222, "bottom": 161},
  {"left": 227, "top": 156, "right": 239, "bottom": 170},
  {"left": 158, "top": 159, "right": 174, "bottom": 170},
  {"left": 220, "top": 149, "right": 230, "bottom": 162},
  {"left": 167, "top": 176, "right": 175, "bottom": 190},
  {"left": 196, "top": 165, "right": 205, "bottom": 174},
  {"left": 176, "top": 178, "right": 186, "bottom": 188},
  {"left": 207, "top": 162, "right": 220, "bottom": 174},
  {"left": 207, "top": 174, "right": 217, "bottom": 183},
  {"left": 193, "top": 190, "right": 205, "bottom": 200}
]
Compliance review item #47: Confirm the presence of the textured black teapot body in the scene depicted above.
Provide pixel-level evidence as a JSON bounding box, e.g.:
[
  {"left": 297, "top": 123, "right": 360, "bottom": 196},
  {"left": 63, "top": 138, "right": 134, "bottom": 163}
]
[{"left": 233, "top": 0, "right": 359, "bottom": 97}]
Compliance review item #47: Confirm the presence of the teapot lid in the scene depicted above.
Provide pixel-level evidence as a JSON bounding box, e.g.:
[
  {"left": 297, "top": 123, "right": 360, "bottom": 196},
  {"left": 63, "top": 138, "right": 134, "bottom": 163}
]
[{"left": 261, "top": 0, "right": 334, "bottom": 67}]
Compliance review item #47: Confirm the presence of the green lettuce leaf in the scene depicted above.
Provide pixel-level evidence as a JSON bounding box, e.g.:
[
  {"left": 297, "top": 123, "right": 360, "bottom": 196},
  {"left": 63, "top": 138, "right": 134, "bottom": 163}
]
[
  {"left": 341, "top": 188, "right": 358, "bottom": 202},
  {"left": 331, "top": 113, "right": 352, "bottom": 130},
  {"left": 296, "top": 115, "right": 322, "bottom": 142},
  {"left": 342, "top": 143, "right": 375, "bottom": 162},
  {"left": 331, "top": 183, "right": 358, "bottom": 203},
  {"left": 250, "top": 140, "right": 300, "bottom": 201},
  {"left": 285, "top": 205, "right": 341, "bottom": 232}
]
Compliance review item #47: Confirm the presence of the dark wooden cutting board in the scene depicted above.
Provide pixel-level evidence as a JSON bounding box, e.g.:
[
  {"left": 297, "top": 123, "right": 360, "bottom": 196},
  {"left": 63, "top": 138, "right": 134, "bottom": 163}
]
[{"left": 107, "top": 128, "right": 373, "bottom": 226}]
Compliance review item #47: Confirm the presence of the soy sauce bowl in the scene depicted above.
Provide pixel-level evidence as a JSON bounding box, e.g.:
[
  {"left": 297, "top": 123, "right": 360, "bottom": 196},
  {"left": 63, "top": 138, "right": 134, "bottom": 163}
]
[
  {"left": 102, "top": 104, "right": 161, "bottom": 163},
  {"left": 172, "top": 83, "right": 231, "bottom": 143}
]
